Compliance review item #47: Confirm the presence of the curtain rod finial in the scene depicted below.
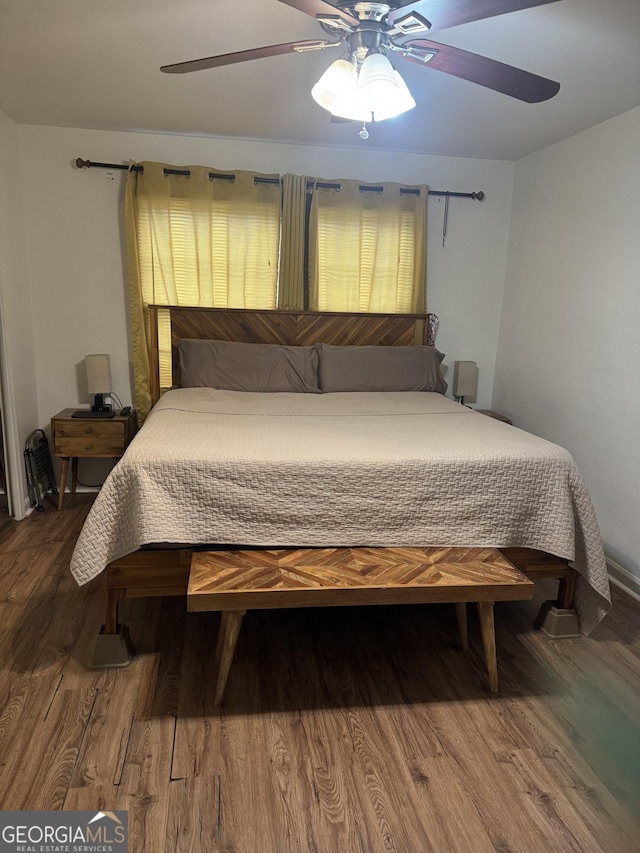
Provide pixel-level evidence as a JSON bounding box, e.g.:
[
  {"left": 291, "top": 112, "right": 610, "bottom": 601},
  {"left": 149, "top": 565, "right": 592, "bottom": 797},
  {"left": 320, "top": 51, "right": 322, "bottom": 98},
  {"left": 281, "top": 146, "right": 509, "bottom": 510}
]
[
  {"left": 473, "top": 191, "right": 485, "bottom": 201},
  {"left": 76, "top": 158, "right": 91, "bottom": 169}
]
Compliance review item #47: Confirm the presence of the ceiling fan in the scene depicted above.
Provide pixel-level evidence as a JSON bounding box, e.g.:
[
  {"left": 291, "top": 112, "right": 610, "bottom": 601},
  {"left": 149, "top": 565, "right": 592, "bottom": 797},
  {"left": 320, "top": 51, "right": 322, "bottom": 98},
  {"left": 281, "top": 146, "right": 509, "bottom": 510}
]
[{"left": 160, "top": 1, "right": 561, "bottom": 129}]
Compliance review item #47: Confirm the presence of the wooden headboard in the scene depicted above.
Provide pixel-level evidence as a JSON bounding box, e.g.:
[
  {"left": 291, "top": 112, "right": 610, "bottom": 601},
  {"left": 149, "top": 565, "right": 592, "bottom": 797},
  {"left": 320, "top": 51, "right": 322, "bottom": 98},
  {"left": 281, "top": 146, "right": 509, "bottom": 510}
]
[{"left": 148, "top": 306, "right": 439, "bottom": 403}]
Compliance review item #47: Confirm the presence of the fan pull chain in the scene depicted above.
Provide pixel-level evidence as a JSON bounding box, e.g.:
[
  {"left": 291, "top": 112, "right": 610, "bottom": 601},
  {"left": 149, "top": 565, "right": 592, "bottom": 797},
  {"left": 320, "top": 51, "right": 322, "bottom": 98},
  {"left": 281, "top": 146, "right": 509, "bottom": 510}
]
[{"left": 442, "top": 193, "right": 450, "bottom": 248}]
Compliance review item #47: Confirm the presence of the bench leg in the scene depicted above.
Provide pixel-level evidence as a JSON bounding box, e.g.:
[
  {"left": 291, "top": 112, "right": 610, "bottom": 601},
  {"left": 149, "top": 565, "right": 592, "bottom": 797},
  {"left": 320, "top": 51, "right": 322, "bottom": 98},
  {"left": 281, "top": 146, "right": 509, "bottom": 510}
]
[
  {"left": 455, "top": 602, "right": 468, "bottom": 650},
  {"left": 476, "top": 601, "right": 499, "bottom": 693},
  {"left": 213, "top": 610, "right": 245, "bottom": 706}
]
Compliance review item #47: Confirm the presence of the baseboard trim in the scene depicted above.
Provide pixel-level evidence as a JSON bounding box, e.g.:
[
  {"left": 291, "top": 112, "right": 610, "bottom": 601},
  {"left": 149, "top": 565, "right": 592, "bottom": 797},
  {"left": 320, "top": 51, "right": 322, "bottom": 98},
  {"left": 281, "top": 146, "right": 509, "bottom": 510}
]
[{"left": 607, "top": 556, "right": 640, "bottom": 604}]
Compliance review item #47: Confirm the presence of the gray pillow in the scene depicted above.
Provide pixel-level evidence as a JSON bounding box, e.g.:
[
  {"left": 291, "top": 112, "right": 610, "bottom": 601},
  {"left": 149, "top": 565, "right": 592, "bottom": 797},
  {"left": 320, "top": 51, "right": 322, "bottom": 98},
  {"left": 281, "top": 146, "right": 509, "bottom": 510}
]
[
  {"left": 178, "top": 339, "right": 320, "bottom": 393},
  {"left": 317, "top": 344, "right": 447, "bottom": 393}
]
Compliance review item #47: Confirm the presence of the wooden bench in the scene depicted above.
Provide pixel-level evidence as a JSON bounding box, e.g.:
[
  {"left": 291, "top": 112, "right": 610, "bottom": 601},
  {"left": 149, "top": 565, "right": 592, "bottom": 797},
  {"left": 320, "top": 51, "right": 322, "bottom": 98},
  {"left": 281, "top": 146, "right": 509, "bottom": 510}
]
[{"left": 188, "top": 546, "right": 533, "bottom": 705}]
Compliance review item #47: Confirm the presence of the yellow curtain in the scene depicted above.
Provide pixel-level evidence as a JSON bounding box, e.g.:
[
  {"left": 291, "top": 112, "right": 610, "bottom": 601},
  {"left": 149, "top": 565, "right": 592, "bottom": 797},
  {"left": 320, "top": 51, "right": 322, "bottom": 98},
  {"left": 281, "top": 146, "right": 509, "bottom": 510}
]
[
  {"left": 308, "top": 178, "right": 427, "bottom": 313},
  {"left": 125, "top": 162, "right": 282, "bottom": 419},
  {"left": 278, "top": 173, "right": 308, "bottom": 310}
]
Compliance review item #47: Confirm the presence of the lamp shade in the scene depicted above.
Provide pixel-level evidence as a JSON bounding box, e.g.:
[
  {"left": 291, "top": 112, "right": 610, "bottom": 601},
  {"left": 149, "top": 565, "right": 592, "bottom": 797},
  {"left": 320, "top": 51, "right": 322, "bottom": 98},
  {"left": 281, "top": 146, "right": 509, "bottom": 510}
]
[
  {"left": 357, "top": 53, "right": 401, "bottom": 115},
  {"left": 85, "top": 354, "right": 112, "bottom": 394},
  {"left": 311, "top": 58, "right": 357, "bottom": 112},
  {"left": 331, "top": 92, "right": 373, "bottom": 123},
  {"left": 453, "top": 361, "right": 478, "bottom": 399},
  {"left": 371, "top": 70, "right": 416, "bottom": 121}
]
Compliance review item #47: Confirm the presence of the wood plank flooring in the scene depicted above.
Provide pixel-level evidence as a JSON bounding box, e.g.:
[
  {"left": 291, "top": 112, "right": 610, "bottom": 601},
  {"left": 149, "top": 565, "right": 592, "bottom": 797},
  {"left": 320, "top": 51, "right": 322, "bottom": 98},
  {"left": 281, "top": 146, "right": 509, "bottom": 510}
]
[{"left": 0, "top": 495, "right": 638, "bottom": 852}]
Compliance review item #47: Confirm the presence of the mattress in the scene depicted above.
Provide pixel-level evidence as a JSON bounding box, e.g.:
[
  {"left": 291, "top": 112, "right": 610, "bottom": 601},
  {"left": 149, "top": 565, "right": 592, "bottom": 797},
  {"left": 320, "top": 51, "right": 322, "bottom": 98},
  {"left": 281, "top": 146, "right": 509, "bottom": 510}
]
[{"left": 70, "top": 388, "right": 611, "bottom": 633}]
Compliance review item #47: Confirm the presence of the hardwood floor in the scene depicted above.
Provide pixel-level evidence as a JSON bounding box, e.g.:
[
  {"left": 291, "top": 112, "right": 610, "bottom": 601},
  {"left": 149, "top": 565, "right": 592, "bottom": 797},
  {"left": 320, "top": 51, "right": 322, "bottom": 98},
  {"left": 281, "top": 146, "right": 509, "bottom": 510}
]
[{"left": 0, "top": 495, "right": 638, "bottom": 852}]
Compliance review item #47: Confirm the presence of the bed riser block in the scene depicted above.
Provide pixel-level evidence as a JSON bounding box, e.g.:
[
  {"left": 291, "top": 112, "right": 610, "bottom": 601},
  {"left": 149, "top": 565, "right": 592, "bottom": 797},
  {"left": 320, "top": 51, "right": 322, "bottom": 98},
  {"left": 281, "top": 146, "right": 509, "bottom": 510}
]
[
  {"left": 89, "top": 624, "right": 134, "bottom": 668},
  {"left": 536, "top": 604, "right": 581, "bottom": 639}
]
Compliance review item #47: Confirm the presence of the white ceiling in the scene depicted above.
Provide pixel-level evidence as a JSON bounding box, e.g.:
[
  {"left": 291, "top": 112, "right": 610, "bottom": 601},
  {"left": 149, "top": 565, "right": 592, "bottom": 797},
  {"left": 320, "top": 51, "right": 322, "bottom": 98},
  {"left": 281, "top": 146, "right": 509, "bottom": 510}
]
[{"left": 1, "top": 0, "right": 638, "bottom": 161}]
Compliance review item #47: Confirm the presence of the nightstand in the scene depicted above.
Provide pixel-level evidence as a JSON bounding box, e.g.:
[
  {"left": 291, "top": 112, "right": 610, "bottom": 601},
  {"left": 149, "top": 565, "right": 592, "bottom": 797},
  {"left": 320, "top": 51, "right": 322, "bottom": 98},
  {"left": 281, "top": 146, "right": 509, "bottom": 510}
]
[
  {"left": 51, "top": 409, "right": 138, "bottom": 510},
  {"left": 476, "top": 409, "right": 513, "bottom": 425}
]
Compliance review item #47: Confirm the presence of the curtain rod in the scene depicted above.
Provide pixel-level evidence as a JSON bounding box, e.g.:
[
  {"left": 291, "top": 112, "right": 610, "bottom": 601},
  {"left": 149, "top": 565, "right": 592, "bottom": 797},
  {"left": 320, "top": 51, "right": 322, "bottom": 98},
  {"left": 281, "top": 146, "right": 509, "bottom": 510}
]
[{"left": 74, "top": 158, "right": 485, "bottom": 201}]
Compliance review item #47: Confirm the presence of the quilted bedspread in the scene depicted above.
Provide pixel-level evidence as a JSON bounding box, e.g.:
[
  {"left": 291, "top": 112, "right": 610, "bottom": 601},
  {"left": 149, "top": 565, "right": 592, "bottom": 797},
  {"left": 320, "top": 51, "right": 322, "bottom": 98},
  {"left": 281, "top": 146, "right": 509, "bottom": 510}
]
[{"left": 70, "top": 389, "right": 611, "bottom": 633}]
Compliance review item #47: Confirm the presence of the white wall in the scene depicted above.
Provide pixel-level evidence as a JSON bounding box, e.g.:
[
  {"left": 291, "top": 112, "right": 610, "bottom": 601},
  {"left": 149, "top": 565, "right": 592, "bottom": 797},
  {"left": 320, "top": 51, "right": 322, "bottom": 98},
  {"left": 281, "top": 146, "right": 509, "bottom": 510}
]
[
  {"left": 494, "top": 107, "right": 640, "bottom": 582},
  {"left": 0, "top": 109, "right": 38, "bottom": 516},
  {"left": 17, "top": 124, "right": 514, "bottom": 426}
]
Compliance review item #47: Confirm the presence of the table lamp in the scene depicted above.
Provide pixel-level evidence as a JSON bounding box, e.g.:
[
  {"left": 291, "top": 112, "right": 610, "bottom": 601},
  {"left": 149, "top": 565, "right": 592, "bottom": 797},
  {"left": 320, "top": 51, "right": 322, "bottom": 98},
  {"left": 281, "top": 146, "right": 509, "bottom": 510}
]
[
  {"left": 453, "top": 360, "right": 478, "bottom": 406},
  {"left": 86, "top": 354, "right": 114, "bottom": 415}
]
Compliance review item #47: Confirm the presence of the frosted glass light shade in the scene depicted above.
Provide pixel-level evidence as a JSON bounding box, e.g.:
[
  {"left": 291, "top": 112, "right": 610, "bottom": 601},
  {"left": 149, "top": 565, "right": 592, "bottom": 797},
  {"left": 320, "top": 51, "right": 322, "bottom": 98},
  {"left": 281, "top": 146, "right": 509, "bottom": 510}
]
[
  {"left": 357, "top": 53, "right": 400, "bottom": 114},
  {"left": 372, "top": 70, "right": 416, "bottom": 121},
  {"left": 85, "top": 353, "right": 112, "bottom": 394},
  {"left": 331, "top": 92, "right": 373, "bottom": 122},
  {"left": 311, "top": 59, "right": 357, "bottom": 112}
]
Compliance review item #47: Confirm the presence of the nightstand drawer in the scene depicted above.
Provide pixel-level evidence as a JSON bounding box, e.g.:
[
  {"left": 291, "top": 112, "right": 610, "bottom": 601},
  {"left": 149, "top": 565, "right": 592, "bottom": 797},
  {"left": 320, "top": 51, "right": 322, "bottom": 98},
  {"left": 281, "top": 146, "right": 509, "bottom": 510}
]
[
  {"left": 54, "top": 434, "right": 125, "bottom": 456},
  {"left": 53, "top": 420, "right": 124, "bottom": 441}
]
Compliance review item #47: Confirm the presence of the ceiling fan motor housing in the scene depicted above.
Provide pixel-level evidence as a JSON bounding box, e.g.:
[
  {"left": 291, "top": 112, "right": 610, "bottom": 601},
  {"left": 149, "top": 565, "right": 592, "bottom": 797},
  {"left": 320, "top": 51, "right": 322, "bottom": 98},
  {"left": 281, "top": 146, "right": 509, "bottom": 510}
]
[
  {"left": 324, "top": 3, "right": 431, "bottom": 63},
  {"left": 348, "top": 25, "right": 389, "bottom": 61}
]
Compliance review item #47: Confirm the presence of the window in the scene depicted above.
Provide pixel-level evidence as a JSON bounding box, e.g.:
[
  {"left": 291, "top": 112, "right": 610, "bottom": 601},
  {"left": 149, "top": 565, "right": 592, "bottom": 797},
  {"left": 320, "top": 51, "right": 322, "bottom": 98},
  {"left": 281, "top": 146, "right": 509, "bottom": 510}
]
[
  {"left": 126, "top": 163, "right": 281, "bottom": 404},
  {"left": 125, "top": 162, "right": 428, "bottom": 417},
  {"left": 308, "top": 179, "right": 426, "bottom": 313}
]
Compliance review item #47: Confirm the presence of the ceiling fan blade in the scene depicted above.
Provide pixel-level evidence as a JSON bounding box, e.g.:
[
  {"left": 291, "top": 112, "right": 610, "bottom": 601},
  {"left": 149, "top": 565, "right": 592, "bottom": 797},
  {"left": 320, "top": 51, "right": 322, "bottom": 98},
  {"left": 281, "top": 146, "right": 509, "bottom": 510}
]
[
  {"left": 160, "top": 40, "right": 336, "bottom": 74},
  {"left": 387, "top": 1, "right": 561, "bottom": 32},
  {"left": 277, "top": 0, "right": 359, "bottom": 28},
  {"left": 401, "top": 38, "right": 560, "bottom": 102}
]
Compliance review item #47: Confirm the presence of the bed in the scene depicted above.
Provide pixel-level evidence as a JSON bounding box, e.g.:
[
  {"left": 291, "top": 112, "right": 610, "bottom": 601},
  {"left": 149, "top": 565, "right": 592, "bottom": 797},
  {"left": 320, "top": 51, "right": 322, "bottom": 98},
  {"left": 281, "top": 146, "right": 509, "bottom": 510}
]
[{"left": 70, "top": 306, "right": 611, "bottom": 658}]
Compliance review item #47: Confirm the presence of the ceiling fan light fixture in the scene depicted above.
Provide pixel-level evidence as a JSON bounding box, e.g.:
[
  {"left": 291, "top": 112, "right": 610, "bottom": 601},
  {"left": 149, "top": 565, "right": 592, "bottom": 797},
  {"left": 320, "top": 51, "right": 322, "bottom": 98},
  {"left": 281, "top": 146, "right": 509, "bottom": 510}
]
[
  {"left": 311, "top": 58, "right": 357, "bottom": 111},
  {"left": 312, "top": 50, "right": 416, "bottom": 130}
]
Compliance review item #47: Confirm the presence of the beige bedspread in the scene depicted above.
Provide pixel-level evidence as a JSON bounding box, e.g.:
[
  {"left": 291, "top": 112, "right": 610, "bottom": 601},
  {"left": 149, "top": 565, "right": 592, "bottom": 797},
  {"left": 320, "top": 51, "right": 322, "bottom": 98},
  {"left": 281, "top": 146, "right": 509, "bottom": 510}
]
[{"left": 70, "top": 389, "right": 611, "bottom": 633}]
